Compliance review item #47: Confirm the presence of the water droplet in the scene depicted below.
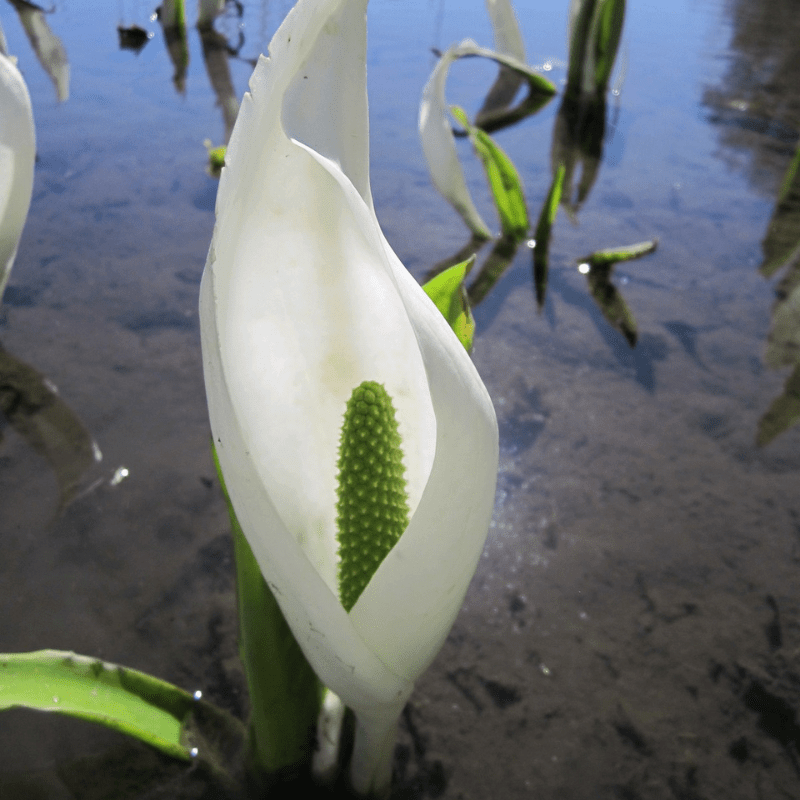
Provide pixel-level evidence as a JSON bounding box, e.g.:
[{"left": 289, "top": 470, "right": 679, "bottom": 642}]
[
  {"left": 110, "top": 466, "right": 130, "bottom": 486},
  {"left": 52, "top": 696, "right": 59, "bottom": 703},
  {"left": 190, "top": 747, "right": 199, "bottom": 758},
  {"left": 578, "top": 263, "right": 590, "bottom": 274},
  {"left": 193, "top": 690, "right": 202, "bottom": 700}
]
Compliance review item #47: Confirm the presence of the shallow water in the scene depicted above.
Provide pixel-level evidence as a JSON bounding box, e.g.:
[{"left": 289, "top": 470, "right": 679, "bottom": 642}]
[{"left": 1, "top": 0, "right": 799, "bottom": 798}]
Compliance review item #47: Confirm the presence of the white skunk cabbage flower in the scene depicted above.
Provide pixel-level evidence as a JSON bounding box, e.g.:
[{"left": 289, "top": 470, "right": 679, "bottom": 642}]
[
  {"left": 199, "top": 0, "right": 498, "bottom": 794},
  {"left": 0, "top": 38, "right": 35, "bottom": 302}
]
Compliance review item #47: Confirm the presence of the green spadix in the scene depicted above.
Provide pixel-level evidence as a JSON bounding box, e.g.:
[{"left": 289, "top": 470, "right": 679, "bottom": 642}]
[{"left": 337, "top": 381, "right": 409, "bottom": 612}]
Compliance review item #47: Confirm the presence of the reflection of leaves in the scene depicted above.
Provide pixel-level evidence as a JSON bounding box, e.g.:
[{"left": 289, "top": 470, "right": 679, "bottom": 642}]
[
  {"left": 552, "top": 94, "right": 607, "bottom": 218},
  {"left": 765, "top": 282, "right": 800, "bottom": 369},
  {"left": 158, "top": 1, "right": 189, "bottom": 95},
  {"left": 425, "top": 235, "right": 487, "bottom": 284},
  {"left": 117, "top": 25, "right": 151, "bottom": 54},
  {"left": 467, "top": 235, "right": 518, "bottom": 307},
  {"left": 532, "top": 164, "right": 565, "bottom": 308},
  {"left": 757, "top": 364, "right": 800, "bottom": 447},
  {"left": 760, "top": 143, "right": 800, "bottom": 278},
  {"left": 7, "top": 0, "right": 69, "bottom": 101},
  {"left": 566, "top": 0, "right": 626, "bottom": 99},
  {"left": 473, "top": 64, "right": 557, "bottom": 134},
  {"left": 758, "top": 141, "right": 800, "bottom": 445},
  {"left": 451, "top": 105, "right": 528, "bottom": 241},
  {"left": 422, "top": 258, "right": 476, "bottom": 351},
  {"left": 0, "top": 346, "right": 100, "bottom": 509},
  {"left": 198, "top": 25, "right": 240, "bottom": 145},
  {"left": 585, "top": 264, "right": 637, "bottom": 346},
  {"left": 576, "top": 240, "right": 656, "bottom": 346}
]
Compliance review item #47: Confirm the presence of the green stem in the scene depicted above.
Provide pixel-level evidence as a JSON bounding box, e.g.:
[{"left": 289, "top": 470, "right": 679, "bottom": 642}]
[{"left": 213, "top": 447, "right": 322, "bottom": 784}]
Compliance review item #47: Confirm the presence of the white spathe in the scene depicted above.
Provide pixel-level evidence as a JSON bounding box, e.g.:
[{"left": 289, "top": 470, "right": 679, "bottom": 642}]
[
  {"left": 199, "top": 0, "right": 498, "bottom": 793},
  {"left": 0, "top": 44, "right": 35, "bottom": 302}
]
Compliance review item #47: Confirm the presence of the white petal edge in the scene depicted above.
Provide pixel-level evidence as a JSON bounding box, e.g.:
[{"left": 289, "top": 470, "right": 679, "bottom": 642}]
[
  {"left": 350, "top": 235, "right": 499, "bottom": 683},
  {"left": 0, "top": 50, "right": 35, "bottom": 302}
]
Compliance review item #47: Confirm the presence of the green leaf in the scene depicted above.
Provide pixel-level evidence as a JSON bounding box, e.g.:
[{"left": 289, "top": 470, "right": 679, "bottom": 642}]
[
  {"left": 578, "top": 239, "right": 658, "bottom": 268},
  {"left": 451, "top": 105, "right": 529, "bottom": 241},
  {"left": 0, "top": 650, "right": 196, "bottom": 761},
  {"left": 532, "top": 164, "right": 566, "bottom": 307},
  {"left": 205, "top": 143, "right": 226, "bottom": 178},
  {"left": 422, "top": 257, "right": 476, "bottom": 350}
]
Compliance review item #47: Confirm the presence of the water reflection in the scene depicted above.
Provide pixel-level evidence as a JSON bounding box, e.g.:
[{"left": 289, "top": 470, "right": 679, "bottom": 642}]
[
  {"left": 421, "top": 0, "right": 646, "bottom": 340},
  {"left": 197, "top": 19, "right": 242, "bottom": 144},
  {"left": 117, "top": 24, "right": 152, "bottom": 53},
  {"left": 757, "top": 142, "right": 800, "bottom": 444},
  {"left": 703, "top": 0, "right": 800, "bottom": 442},
  {"left": 5, "top": 0, "right": 69, "bottom": 101},
  {"left": 157, "top": 0, "right": 190, "bottom": 94},
  {"left": 0, "top": 343, "right": 100, "bottom": 510}
]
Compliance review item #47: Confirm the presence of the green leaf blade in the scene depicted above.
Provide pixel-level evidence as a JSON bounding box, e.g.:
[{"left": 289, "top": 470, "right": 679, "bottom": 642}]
[
  {"left": 451, "top": 105, "right": 529, "bottom": 241},
  {"left": 422, "top": 257, "right": 476, "bottom": 350},
  {"left": 0, "top": 650, "right": 195, "bottom": 761}
]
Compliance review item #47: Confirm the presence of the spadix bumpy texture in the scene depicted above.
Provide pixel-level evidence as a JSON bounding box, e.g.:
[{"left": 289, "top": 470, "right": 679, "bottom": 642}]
[
  {"left": 199, "top": 0, "right": 498, "bottom": 761},
  {"left": 337, "top": 381, "right": 409, "bottom": 613},
  {"left": 0, "top": 46, "right": 36, "bottom": 303}
]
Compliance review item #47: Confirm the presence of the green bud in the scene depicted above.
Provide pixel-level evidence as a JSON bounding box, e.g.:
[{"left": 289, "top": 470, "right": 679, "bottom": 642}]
[{"left": 336, "top": 381, "right": 409, "bottom": 612}]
